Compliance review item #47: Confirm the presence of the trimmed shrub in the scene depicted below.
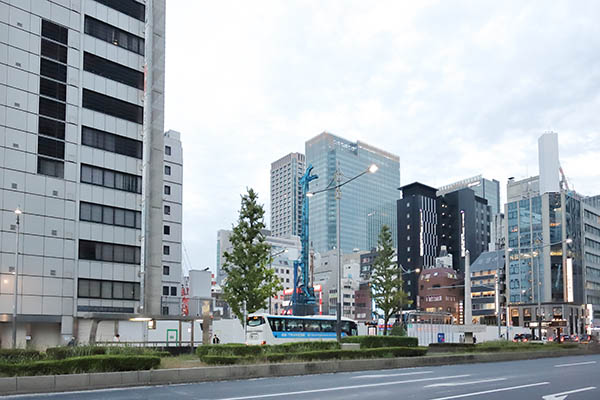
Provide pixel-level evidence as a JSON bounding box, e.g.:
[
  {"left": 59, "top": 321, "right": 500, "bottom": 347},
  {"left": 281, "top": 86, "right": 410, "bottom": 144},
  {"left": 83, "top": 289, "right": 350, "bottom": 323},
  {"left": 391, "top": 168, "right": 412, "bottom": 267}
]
[
  {"left": 196, "top": 344, "right": 263, "bottom": 357},
  {"left": 200, "top": 355, "right": 243, "bottom": 365},
  {"left": 0, "top": 349, "right": 43, "bottom": 362},
  {"left": 390, "top": 325, "right": 406, "bottom": 336},
  {"left": 266, "top": 341, "right": 340, "bottom": 353},
  {"left": 341, "top": 335, "right": 418, "bottom": 348},
  {"left": 263, "top": 353, "right": 287, "bottom": 363},
  {"left": 291, "top": 346, "right": 427, "bottom": 361},
  {"left": 46, "top": 346, "right": 106, "bottom": 360},
  {"left": 0, "top": 355, "right": 159, "bottom": 376}
]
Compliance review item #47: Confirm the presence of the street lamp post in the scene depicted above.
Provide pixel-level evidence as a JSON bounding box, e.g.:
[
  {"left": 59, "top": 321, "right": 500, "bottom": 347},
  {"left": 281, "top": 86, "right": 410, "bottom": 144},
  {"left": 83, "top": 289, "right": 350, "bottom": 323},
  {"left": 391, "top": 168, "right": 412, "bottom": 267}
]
[
  {"left": 12, "top": 208, "right": 22, "bottom": 349},
  {"left": 308, "top": 163, "right": 378, "bottom": 342}
]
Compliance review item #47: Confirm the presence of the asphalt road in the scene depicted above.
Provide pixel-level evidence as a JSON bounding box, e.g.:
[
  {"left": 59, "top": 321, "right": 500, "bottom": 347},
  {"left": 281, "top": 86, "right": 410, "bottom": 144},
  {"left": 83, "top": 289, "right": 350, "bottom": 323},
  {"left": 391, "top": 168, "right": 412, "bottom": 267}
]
[{"left": 4, "top": 354, "right": 600, "bottom": 400}]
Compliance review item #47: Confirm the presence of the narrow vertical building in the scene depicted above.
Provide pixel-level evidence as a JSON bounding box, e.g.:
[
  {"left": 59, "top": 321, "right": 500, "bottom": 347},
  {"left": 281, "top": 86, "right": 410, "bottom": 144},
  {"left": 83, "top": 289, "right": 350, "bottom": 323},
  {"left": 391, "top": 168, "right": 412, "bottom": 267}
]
[
  {"left": 161, "top": 130, "right": 183, "bottom": 315},
  {"left": 270, "top": 153, "right": 305, "bottom": 238}
]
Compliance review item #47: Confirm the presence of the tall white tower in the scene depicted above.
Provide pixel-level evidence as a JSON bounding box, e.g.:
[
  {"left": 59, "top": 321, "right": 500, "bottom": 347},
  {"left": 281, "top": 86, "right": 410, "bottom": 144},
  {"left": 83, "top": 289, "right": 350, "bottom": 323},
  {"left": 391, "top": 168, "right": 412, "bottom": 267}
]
[{"left": 538, "top": 132, "right": 560, "bottom": 194}]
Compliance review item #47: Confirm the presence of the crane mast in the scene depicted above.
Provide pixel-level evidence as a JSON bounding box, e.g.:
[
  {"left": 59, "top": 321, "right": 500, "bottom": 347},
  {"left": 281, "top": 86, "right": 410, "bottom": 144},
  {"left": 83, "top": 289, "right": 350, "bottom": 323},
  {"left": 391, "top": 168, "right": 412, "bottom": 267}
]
[{"left": 291, "top": 164, "right": 318, "bottom": 315}]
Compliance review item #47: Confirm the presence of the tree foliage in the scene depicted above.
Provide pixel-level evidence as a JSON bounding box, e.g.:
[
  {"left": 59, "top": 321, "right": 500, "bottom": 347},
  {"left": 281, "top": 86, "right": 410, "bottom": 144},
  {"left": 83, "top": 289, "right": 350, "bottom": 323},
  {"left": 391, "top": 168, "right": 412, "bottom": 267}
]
[
  {"left": 370, "top": 225, "right": 411, "bottom": 335},
  {"left": 222, "top": 188, "right": 281, "bottom": 324}
]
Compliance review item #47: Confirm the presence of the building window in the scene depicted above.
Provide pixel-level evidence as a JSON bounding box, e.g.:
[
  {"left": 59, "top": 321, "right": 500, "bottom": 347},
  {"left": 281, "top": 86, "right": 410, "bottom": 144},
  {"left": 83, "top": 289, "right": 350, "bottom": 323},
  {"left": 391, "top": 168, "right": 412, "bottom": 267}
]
[
  {"left": 164, "top": 185, "right": 171, "bottom": 195},
  {"left": 82, "top": 89, "right": 143, "bottom": 124},
  {"left": 164, "top": 205, "right": 171, "bottom": 215},
  {"left": 93, "top": 0, "right": 146, "bottom": 21},
  {"left": 39, "top": 96, "right": 66, "bottom": 120},
  {"left": 80, "top": 202, "right": 141, "bottom": 229},
  {"left": 84, "top": 16, "right": 144, "bottom": 55},
  {"left": 40, "top": 58, "right": 67, "bottom": 82},
  {"left": 78, "top": 279, "right": 139, "bottom": 300},
  {"left": 165, "top": 145, "right": 171, "bottom": 155},
  {"left": 37, "top": 157, "right": 64, "bottom": 178},
  {"left": 38, "top": 117, "right": 65, "bottom": 139},
  {"left": 164, "top": 165, "right": 171, "bottom": 175},
  {"left": 164, "top": 225, "right": 170, "bottom": 235},
  {"left": 162, "top": 286, "right": 169, "bottom": 295},
  {"left": 38, "top": 136, "right": 65, "bottom": 159},
  {"left": 42, "top": 20, "right": 68, "bottom": 45},
  {"left": 163, "top": 266, "right": 170, "bottom": 275},
  {"left": 80, "top": 164, "right": 142, "bottom": 194},
  {"left": 163, "top": 245, "right": 170, "bottom": 255},
  {"left": 162, "top": 306, "right": 169, "bottom": 315},
  {"left": 170, "top": 286, "right": 177, "bottom": 296},
  {"left": 81, "top": 126, "right": 142, "bottom": 159},
  {"left": 83, "top": 52, "right": 144, "bottom": 90},
  {"left": 79, "top": 240, "right": 141, "bottom": 264},
  {"left": 40, "top": 77, "right": 66, "bottom": 101}
]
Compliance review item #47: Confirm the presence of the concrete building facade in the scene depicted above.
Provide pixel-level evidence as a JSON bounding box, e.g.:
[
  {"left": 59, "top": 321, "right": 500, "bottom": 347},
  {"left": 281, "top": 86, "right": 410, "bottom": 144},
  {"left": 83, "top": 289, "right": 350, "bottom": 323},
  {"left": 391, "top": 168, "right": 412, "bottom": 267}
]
[
  {"left": 270, "top": 152, "right": 305, "bottom": 238},
  {"left": 160, "top": 129, "right": 183, "bottom": 316},
  {"left": 0, "top": 0, "right": 169, "bottom": 348}
]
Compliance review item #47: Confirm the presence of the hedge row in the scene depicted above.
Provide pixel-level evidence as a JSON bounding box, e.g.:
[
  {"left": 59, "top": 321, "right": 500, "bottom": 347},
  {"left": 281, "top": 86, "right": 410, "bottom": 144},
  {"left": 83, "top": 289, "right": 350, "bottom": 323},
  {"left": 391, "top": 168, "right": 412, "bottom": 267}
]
[
  {"left": 199, "top": 346, "right": 428, "bottom": 365},
  {"left": 340, "top": 335, "right": 419, "bottom": 348},
  {"left": 0, "top": 355, "right": 160, "bottom": 376},
  {"left": 196, "top": 341, "right": 340, "bottom": 358},
  {"left": 428, "top": 341, "right": 579, "bottom": 353},
  {"left": 45, "top": 346, "right": 171, "bottom": 360},
  {"left": 0, "top": 349, "right": 43, "bottom": 362}
]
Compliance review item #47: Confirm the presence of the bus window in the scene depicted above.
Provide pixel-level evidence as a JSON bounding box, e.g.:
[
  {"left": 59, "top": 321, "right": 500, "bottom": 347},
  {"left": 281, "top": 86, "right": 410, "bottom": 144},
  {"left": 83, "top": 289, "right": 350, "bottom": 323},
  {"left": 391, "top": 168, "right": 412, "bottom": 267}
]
[
  {"left": 350, "top": 322, "right": 358, "bottom": 336},
  {"left": 320, "top": 320, "right": 335, "bottom": 332},
  {"left": 306, "top": 319, "right": 321, "bottom": 332},
  {"left": 247, "top": 316, "right": 264, "bottom": 327},
  {"left": 341, "top": 321, "right": 351, "bottom": 336},
  {"left": 286, "top": 319, "right": 304, "bottom": 332}
]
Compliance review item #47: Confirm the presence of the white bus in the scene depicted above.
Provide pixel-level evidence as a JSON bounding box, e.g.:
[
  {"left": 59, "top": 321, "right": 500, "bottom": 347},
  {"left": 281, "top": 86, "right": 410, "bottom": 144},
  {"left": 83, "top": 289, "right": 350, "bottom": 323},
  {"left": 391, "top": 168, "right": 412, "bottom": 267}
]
[{"left": 246, "top": 314, "right": 359, "bottom": 345}]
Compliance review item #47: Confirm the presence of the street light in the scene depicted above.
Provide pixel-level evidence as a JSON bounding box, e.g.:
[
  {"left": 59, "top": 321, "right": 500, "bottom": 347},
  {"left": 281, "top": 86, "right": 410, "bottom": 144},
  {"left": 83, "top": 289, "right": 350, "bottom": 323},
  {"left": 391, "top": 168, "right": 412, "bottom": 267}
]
[
  {"left": 12, "top": 208, "right": 22, "bottom": 349},
  {"left": 307, "top": 163, "right": 378, "bottom": 342}
]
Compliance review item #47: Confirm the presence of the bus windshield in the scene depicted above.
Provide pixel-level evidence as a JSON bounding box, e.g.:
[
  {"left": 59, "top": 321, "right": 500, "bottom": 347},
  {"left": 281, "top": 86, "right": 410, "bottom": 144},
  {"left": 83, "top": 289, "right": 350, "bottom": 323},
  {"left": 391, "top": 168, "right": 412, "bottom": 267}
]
[{"left": 247, "top": 316, "right": 265, "bottom": 327}]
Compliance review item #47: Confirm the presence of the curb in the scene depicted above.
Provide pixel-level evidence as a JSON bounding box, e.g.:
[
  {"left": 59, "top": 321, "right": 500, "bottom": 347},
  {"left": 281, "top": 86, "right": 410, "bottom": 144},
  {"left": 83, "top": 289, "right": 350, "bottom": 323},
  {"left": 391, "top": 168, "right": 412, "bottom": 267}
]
[{"left": 1, "top": 348, "right": 599, "bottom": 396}]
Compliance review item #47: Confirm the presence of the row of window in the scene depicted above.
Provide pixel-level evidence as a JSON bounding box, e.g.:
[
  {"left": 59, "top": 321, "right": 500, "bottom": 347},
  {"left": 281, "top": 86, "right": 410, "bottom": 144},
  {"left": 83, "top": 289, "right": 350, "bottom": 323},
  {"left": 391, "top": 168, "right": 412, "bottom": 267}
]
[
  {"left": 585, "top": 224, "right": 600, "bottom": 237},
  {"left": 38, "top": 19, "right": 68, "bottom": 179},
  {"left": 79, "top": 239, "right": 141, "bottom": 264},
  {"left": 82, "top": 125, "right": 142, "bottom": 159},
  {"left": 80, "top": 201, "right": 141, "bottom": 229},
  {"left": 94, "top": 0, "right": 146, "bottom": 22},
  {"left": 81, "top": 164, "right": 142, "bottom": 194},
  {"left": 83, "top": 52, "right": 144, "bottom": 90},
  {"left": 84, "top": 16, "right": 144, "bottom": 56},
  {"left": 82, "top": 89, "right": 143, "bottom": 124},
  {"left": 584, "top": 209, "right": 600, "bottom": 224},
  {"left": 586, "top": 238, "right": 600, "bottom": 252},
  {"left": 78, "top": 278, "right": 140, "bottom": 300},
  {"left": 586, "top": 252, "right": 600, "bottom": 265}
]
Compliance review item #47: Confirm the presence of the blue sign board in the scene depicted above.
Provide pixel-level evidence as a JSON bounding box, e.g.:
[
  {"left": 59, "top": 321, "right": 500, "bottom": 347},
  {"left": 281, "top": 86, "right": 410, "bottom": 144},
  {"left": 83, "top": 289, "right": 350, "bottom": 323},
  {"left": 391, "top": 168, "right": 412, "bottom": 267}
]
[{"left": 437, "top": 333, "right": 445, "bottom": 343}]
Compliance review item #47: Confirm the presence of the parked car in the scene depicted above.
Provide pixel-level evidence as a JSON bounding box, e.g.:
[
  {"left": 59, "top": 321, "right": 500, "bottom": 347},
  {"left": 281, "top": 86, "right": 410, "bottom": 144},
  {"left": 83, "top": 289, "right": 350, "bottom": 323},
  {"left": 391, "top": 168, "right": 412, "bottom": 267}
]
[
  {"left": 578, "top": 334, "right": 596, "bottom": 344},
  {"left": 513, "top": 333, "right": 534, "bottom": 342}
]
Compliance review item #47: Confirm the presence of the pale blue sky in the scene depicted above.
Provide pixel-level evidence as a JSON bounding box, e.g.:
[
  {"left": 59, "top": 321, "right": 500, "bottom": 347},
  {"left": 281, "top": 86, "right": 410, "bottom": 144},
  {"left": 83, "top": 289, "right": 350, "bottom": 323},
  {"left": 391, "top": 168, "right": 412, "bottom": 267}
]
[{"left": 164, "top": 1, "right": 600, "bottom": 273}]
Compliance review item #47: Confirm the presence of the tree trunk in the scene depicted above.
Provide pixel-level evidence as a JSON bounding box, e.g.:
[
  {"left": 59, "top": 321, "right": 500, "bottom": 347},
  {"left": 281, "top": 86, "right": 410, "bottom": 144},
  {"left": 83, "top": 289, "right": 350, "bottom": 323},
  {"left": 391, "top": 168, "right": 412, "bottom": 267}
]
[{"left": 383, "top": 316, "right": 389, "bottom": 336}]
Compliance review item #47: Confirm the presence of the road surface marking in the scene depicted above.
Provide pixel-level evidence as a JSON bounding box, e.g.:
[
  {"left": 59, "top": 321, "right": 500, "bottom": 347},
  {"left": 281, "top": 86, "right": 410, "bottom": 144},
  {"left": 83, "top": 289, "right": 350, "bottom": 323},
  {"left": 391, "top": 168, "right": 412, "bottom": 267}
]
[
  {"left": 216, "top": 374, "right": 471, "bottom": 400},
  {"left": 426, "top": 377, "right": 506, "bottom": 387},
  {"left": 542, "top": 386, "right": 597, "bottom": 400},
  {"left": 428, "top": 382, "right": 549, "bottom": 400},
  {"left": 554, "top": 361, "right": 597, "bottom": 368},
  {"left": 353, "top": 370, "right": 433, "bottom": 379}
]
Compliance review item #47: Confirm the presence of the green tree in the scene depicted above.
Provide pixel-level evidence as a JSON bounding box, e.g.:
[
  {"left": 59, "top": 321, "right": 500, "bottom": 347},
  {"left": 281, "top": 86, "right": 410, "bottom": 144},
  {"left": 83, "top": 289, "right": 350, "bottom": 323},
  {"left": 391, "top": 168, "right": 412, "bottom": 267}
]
[
  {"left": 222, "top": 188, "right": 281, "bottom": 325},
  {"left": 370, "top": 225, "right": 411, "bottom": 336}
]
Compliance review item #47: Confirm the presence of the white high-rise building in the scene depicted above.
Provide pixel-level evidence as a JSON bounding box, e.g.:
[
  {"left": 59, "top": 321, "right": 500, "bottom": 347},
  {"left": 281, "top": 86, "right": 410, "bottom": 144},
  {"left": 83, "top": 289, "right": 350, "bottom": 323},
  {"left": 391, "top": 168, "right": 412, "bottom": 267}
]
[
  {"left": 0, "top": 0, "right": 168, "bottom": 348},
  {"left": 161, "top": 130, "right": 183, "bottom": 315},
  {"left": 270, "top": 153, "right": 305, "bottom": 238}
]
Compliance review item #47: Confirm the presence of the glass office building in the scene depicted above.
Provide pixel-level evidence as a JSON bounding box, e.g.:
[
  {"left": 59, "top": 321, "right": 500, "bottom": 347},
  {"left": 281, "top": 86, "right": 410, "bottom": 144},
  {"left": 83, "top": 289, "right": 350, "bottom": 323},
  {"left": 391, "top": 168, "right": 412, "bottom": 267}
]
[
  {"left": 305, "top": 132, "right": 400, "bottom": 254},
  {"left": 438, "top": 175, "right": 501, "bottom": 216},
  {"left": 506, "top": 192, "right": 583, "bottom": 305}
]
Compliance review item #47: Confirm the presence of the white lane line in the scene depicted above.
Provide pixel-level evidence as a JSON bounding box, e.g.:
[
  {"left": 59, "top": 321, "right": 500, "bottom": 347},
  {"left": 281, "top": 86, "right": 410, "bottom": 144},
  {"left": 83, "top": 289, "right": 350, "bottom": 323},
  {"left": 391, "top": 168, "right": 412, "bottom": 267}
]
[
  {"left": 542, "top": 386, "right": 596, "bottom": 400},
  {"left": 554, "top": 361, "right": 597, "bottom": 368},
  {"left": 426, "top": 378, "right": 506, "bottom": 387},
  {"left": 353, "top": 370, "right": 433, "bottom": 379},
  {"left": 428, "top": 382, "right": 549, "bottom": 400},
  {"left": 215, "top": 374, "right": 471, "bottom": 400}
]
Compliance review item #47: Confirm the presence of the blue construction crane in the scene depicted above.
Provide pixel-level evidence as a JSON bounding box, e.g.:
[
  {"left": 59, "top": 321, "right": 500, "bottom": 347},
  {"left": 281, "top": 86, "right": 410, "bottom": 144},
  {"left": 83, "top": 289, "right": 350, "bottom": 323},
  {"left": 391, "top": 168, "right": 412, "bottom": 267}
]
[{"left": 291, "top": 164, "right": 318, "bottom": 316}]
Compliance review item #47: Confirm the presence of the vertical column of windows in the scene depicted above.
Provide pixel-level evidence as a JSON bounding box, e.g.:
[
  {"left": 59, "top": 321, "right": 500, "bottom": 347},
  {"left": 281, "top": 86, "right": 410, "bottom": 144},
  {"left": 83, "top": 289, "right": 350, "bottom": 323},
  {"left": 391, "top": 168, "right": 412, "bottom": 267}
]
[{"left": 37, "top": 20, "right": 68, "bottom": 178}]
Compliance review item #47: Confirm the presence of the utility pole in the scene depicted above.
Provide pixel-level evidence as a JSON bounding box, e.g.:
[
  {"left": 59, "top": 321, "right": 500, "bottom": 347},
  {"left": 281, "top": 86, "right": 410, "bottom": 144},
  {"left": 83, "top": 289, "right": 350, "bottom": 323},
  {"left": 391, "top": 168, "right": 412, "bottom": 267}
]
[
  {"left": 335, "top": 163, "right": 342, "bottom": 342},
  {"left": 12, "top": 208, "right": 22, "bottom": 349}
]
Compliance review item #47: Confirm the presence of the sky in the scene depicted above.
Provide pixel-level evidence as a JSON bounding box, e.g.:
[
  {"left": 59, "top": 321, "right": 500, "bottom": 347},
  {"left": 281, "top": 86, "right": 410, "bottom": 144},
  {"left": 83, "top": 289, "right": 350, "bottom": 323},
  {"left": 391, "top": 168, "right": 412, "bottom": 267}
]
[{"left": 163, "top": 0, "right": 600, "bottom": 274}]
